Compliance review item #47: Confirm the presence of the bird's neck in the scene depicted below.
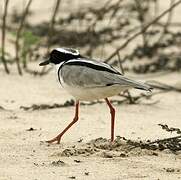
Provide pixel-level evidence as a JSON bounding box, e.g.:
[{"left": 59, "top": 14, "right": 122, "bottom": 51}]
[{"left": 54, "top": 61, "right": 65, "bottom": 73}]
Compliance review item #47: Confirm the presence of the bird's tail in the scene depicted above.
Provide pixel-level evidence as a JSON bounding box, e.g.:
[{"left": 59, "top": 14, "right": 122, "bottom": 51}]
[
  {"left": 134, "top": 82, "right": 153, "bottom": 92},
  {"left": 118, "top": 76, "right": 153, "bottom": 92}
]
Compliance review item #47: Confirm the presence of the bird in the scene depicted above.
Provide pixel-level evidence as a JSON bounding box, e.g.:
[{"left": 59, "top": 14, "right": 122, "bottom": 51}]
[{"left": 39, "top": 47, "right": 152, "bottom": 144}]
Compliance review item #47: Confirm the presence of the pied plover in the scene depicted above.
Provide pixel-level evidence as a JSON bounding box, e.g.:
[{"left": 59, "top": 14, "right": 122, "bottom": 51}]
[{"left": 39, "top": 47, "right": 152, "bottom": 144}]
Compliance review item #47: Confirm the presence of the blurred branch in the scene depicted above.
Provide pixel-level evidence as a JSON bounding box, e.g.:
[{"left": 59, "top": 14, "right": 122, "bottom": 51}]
[
  {"left": 134, "top": 0, "right": 148, "bottom": 47},
  {"left": 15, "top": 0, "right": 33, "bottom": 75},
  {"left": 41, "top": 0, "right": 61, "bottom": 75},
  {"left": 154, "top": 0, "right": 159, "bottom": 18},
  {"left": 108, "top": 0, "right": 123, "bottom": 23},
  {"left": 24, "top": 66, "right": 52, "bottom": 76},
  {"left": 156, "top": 21, "right": 181, "bottom": 27},
  {"left": 158, "top": 124, "right": 181, "bottom": 134},
  {"left": 157, "top": 0, "right": 175, "bottom": 43},
  {"left": 105, "top": 0, "right": 181, "bottom": 62},
  {"left": 46, "top": 0, "right": 61, "bottom": 53},
  {"left": 1, "top": 0, "right": 10, "bottom": 74},
  {"left": 117, "top": 52, "right": 125, "bottom": 74},
  {"left": 149, "top": 135, "right": 181, "bottom": 145}
]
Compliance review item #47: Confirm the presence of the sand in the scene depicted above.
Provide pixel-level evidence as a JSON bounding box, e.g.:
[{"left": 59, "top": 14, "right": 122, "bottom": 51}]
[
  {"left": 0, "top": 67, "right": 181, "bottom": 180},
  {"left": 1, "top": 0, "right": 181, "bottom": 179}
]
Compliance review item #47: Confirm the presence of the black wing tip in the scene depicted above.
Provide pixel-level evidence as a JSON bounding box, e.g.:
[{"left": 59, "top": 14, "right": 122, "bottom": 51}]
[
  {"left": 148, "top": 86, "right": 154, "bottom": 92},
  {"left": 147, "top": 84, "right": 154, "bottom": 92},
  {"left": 134, "top": 86, "right": 153, "bottom": 92}
]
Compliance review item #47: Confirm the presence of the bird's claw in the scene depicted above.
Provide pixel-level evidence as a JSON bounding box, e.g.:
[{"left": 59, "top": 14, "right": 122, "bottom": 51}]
[{"left": 46, "top": 136, "right": 61, "bottom": 144}]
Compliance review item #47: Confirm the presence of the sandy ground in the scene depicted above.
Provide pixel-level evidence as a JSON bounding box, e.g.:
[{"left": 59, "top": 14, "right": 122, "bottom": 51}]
[
  {"left": 0, "top": 0, "right": 181, "bottom": 179},
  {"left": 0, "top": 67, "right": 181, "bottom": 180}
]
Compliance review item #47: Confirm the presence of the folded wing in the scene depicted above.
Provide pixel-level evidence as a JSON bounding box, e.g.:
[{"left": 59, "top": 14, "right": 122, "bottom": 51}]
[{"left": 60, "top": 58, "right": 152, "bottom": 91}]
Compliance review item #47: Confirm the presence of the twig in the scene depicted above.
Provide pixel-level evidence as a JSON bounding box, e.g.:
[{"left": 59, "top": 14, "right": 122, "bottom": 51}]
[
  {"left": 157, "top": 0, "right": 175, "bottom": 43},
  {"left": 154, "top": 0, "right": 159, "bottom": 18},
  {"left": 15, "top": 0, "right": 33, "bottom": 75},
  {"left": 105, "top": 0, "right": 181, "bottom": 62},
  {"left": 41, "top": 0, "right": 61, "bottom": 75},
  {"left": 116, "top": 52, "right": 136, "bottom": 104},
  {"left": 158, "top": 124, "right": 181, "bottom": 134},
  {"left": 157, "top": 21, "right": 181, "bottom": 27},
  {"left": 149, "top": 135, "right": 181, "bottom": 145},
  {"left": 100, "top": 0, "right": 120, "bottom": 59},
  {"left": 1, "top": 0, "right": 10, "bottom": 74},
  {"left": 134, "top": 0, "right": 148, "bottom": 47},
  {"left": 24, "top": 66, "right": 52, "bottom": 76},
  {"left": 46, "top": 0, "right": 61, "bottom": 53},
  {"left": 117, "top": 52, "right": 124, "bottom": 74},
  {"left": 108, "top": 0, "right": 123, "bottom": 24},
  {"left": 20, "top": 99, "right": 75, "bottom": 111},
  {"left": 87, "top": 0, "right": 120, "bottom": 34}
]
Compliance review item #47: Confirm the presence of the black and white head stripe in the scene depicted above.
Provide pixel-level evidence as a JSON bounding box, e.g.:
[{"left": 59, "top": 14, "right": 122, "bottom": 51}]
[
  {"left": 64, "top": 59, "right": 122, "bottom": 75},
  {"left": 49, "top": 48, "right": 81, "bottom": 64},
  {"left": 55, "top": 48, "right": 80, "bottom": 56}
]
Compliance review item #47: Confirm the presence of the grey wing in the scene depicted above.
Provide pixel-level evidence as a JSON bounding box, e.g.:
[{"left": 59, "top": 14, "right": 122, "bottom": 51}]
[
  {"left": 60, "top": 63, "right": 151, "bottom": 91},
  {"left": 60, "top": 64, "right": 119, "bottom": 88}
]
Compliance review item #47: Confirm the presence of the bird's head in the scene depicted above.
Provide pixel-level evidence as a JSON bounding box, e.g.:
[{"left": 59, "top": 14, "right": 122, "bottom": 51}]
[{"left": 39, "top": 47, "right": 80, "bottom": 66}]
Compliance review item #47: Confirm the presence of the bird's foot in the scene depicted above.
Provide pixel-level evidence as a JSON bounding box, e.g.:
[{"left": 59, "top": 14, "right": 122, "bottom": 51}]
[{"left": 46, "top": 135, "right": 61, "bottom": 144}]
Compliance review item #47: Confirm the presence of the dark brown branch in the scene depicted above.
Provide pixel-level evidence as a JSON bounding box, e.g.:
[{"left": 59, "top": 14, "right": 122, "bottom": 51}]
[
  {"left": 117, "top": 52, "right": 124, "bottom": 74},
  {"left": 1, "top": 0, "right": 10, "bottom": 74},
  {"left": 157, "top": 0, "right": 175, "bottom": 43},
  {"left": 41, "top": 0, "right": 61, "bottom": 75},
  {"left": 156, "top": 21, "right": 181, "bottom": 27},
  {"left": 105, "top": 0, "right": 181, "bottom": 62},
  {"left": 149, "top": 135, "right": 181, "bottom": 145},
  {"left": 116, "top": 53, "right": 134, "bottom": 104},
  {"left": 46, "top": 0, "right": 61, "bottom": 53},
  {"left": 158, "top": 124, "right": 181, "bottom": 134},
  {"left": 154, "top": 0, "right": 159, "bottom": 18},
  {"left": 134, "top": 0, "right": 148, "bottom": 47},
  {"left": 15, "top": 0, "right": 33, "bottom": 75}
]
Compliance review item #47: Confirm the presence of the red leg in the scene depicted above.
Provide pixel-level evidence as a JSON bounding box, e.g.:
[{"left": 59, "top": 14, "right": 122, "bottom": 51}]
[
  {"left": 105, "top": 98, "right": 115, "bottom": 142},
  {"left": 46, "top": 101, "right": 79, "bottom": 144}
]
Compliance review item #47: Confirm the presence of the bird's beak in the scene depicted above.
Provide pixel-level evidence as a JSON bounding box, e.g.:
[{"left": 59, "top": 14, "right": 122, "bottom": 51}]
[{"left": 39, "top": 59, "right": 50, "bottom": 66}]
